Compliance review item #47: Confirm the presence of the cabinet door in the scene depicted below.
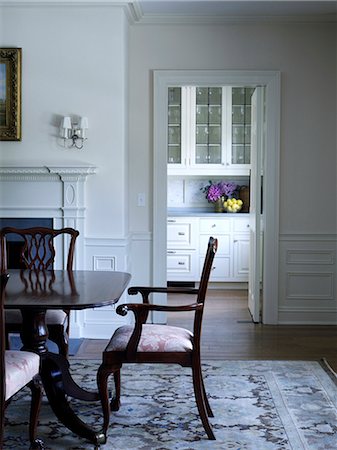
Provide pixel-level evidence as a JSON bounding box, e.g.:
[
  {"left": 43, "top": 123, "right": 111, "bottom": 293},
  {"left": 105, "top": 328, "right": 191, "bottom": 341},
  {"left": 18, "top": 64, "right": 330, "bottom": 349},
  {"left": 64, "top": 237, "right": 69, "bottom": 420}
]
[
  {"left": 192, "top": 87, "right": 224, "bottom": 166},
  {"left": 230, "top": 87, "right": 255, "bottom": 167},
  {"left": 167, "top": 217, "right": 198, "bottom": 248},
  {"left": 233, "top": 236, "right": 249, "bottom": 280},
  {"left": 167, "top": 250, "right": 198, "bottom": 281},
  {"left": 167, "top": 87, "right": 183, "bottom": 166}
]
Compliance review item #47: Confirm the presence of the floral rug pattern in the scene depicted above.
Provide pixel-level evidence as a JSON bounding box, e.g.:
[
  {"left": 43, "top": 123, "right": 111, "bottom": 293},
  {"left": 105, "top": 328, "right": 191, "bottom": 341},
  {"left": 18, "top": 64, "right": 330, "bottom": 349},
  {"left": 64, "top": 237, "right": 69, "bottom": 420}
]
[{"left": 3, "top": 360, "right": 337, "bottom": 449}]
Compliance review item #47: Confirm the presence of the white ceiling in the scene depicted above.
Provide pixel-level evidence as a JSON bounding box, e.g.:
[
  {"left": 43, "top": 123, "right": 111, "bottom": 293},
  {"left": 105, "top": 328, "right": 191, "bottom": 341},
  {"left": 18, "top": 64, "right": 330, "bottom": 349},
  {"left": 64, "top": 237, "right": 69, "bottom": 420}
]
[{"left": 133, "top": 1, "right": 337, "bottom": 23}]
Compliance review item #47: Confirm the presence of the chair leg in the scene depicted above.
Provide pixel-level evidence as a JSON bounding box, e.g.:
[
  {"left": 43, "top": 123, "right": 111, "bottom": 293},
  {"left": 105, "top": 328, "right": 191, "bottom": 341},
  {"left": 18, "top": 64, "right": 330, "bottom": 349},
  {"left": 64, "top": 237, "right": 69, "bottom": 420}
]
[
  {"left": 201, "top": 375, "right": 214, "bottom": 417},
  {"left": 191, "top": 363, "right": 215, "bottom": 440},
  {"left": 110, "top": 369, "right": 121, "bottom": 411},
  {"left": 28, "top": 376, "right": 44, "bottom": 449},
  {"left": 97, "top": 364, "right": 112, "bottom": 439}
]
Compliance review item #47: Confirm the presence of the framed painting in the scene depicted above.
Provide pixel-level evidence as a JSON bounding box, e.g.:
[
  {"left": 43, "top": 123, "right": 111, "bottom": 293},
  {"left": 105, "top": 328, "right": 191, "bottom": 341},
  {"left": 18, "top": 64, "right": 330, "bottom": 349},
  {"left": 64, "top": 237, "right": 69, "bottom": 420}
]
[{"left": 0, "top": 48, "right": 22, "bottom": 141}]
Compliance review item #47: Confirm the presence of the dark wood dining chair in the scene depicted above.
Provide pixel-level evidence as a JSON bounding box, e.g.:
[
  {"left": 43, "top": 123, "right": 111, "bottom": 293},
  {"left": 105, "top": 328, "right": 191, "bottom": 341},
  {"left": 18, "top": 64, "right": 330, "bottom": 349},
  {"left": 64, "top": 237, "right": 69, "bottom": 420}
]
[
  {"left": 0, "top": 273, "right": 44, "bottom": 449},
  {"left": 0, "top": 227, "right": 79, "bottom": 357},
  {"left": 97, "top": 236, "right": 218, "bottom": 442}
]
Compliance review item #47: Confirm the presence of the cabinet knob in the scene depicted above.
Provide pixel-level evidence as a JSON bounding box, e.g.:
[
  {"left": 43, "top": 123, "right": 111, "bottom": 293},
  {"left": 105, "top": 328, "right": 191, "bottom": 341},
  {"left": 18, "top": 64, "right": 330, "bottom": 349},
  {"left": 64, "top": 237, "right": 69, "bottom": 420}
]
[
  {"left": 178, "top": 232, "right": 185, "bottom": 236},
  {"left": 167, "top": 219, "right": 176, "bottom": 223},
  {"left": 212, "top": 224, "right": 216, "bottom": 228},
  {"left": 247, "top": 224, "right": 250, "bottom": 228},
  {"left": 178, "top": 262, "right": 185, "bottom": 266},
  {"left": 167, "top": 251, "right": 176, "bottom": 254}
]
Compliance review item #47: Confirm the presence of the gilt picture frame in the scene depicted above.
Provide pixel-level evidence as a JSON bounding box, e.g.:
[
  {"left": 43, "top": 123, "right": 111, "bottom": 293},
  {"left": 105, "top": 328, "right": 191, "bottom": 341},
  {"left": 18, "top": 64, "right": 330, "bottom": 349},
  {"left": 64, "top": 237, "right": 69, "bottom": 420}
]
[{"left": 0, "top": 48, "right": 22, "bottom": 141}]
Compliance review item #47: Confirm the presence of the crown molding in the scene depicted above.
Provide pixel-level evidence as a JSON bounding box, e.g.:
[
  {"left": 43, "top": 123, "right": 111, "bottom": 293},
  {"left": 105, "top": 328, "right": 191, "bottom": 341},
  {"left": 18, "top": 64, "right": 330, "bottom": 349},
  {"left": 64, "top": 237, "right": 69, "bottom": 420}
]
[
  {"left": 0, "top": 0, "right": 139, "bottom": 22},
  {"left": 1, "top": 1, "right": 335, "bottom": 24}
]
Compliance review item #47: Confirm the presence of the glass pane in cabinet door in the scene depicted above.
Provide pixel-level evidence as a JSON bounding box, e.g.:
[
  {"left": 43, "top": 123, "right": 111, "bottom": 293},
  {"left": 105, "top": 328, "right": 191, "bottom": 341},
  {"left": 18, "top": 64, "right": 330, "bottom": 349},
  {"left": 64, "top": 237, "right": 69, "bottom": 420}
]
[
  {"left": 195, "top": 145, "right": 209, "bottom": 164},
  {"left": 209, "top": 87, "right": 221, "bottom": 105},
  {"left": 244, "top": 145, "right": 251, "bottom": 164},
  {"left": 208, "top": 145, "right": 221, "bottom": 164},
  {"left": 232, "top": 145, "right": 245, "bottom": 164},
  {"left": 168, "top": 146, "right": 181, "bottom": 164},
  {"left": 231, "top": 87, "right": 253, "bottom": 165},
  {"left": 232, "top": 125, "right": 244, "bottom": 144},
  {"left": 168, "top": 126, "right": 180, "bottom": 145},
  {"left": 196, "top": 105, "right": 208, "bottom": 124},
  {"left": 209, "top": 105, "right": 221, "bottom": 124},
  {"left": 168, "top": 87, "right": 181, "bottom": 105},
  {"left": 195, "top": 87, "right": 222, "bottom": 165},
  {"left": 196, "top": 88, "right": 208, "bottom": 104},
  {"left": 208, "top": 125, "right": 221, "bottom": 144},
  {"left": 196, "top": 125, "right": 209, "bottom": 144},
  {"left": 167, "top": 87, "right": 181, "bottom": 164}
]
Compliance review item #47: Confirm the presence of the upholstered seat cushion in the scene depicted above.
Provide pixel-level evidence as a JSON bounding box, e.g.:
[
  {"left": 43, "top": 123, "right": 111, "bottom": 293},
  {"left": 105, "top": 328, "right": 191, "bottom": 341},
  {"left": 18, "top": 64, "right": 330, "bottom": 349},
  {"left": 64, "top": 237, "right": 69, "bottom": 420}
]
[
  {"left": 5, "top": 350, "right": 40, "bottom": 401},
  {"left": 106, "top": 324, "right": 194, "bottom": 353},
  {"left": 5, "top": 309, "right": 67, "bottom": 324}
]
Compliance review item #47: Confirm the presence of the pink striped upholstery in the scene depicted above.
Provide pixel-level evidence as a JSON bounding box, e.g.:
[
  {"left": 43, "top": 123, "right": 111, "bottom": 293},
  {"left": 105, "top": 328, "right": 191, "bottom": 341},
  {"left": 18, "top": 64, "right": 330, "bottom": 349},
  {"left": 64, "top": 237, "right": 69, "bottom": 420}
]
[
  {"left": 106, "top": 324, "right": 193, "bottom": 353},
  {"left": 5, "top": 351, "right": 40, "bottom": 401}
]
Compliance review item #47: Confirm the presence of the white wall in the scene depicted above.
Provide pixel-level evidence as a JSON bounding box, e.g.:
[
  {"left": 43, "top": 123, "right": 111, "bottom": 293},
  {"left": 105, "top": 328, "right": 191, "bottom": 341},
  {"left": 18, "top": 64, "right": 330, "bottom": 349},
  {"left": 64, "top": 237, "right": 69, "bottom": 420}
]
[
  {"left": 128, "top": 22, "right": 337, "bottom": 323},
  {"left": 0, "top": 4, "right": 131, "bottom": 337},
  {"left": 1, "top": 5, "right": 336, "bottom": 324},
  {"left": 128, "top": 22, "right": 336, "bottom": 234},
  {"left": 0, "top": 5, "right": 129, "bottom": 239}
]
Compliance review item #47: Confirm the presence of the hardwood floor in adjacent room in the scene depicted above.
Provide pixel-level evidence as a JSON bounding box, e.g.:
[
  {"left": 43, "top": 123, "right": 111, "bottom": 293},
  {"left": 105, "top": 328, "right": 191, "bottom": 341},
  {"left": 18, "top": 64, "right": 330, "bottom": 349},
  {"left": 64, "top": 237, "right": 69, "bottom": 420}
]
[{"left": 75, "top": 289, "right": 337, "bottom": 372}]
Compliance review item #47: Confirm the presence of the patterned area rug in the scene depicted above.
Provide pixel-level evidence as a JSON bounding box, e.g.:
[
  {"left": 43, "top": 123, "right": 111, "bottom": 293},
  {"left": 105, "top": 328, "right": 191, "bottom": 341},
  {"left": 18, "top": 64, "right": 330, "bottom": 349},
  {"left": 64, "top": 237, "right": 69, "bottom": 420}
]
[{"left": 3, "top": 360, "right": 337, "bottom": 449}]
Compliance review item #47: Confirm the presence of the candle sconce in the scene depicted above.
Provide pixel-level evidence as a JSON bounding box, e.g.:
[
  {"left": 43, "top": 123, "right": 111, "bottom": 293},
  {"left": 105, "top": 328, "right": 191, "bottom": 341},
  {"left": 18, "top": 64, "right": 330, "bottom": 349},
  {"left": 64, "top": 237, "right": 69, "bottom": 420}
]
[{"left": 60, "top": 116, "right": 88, "bottom": 150}]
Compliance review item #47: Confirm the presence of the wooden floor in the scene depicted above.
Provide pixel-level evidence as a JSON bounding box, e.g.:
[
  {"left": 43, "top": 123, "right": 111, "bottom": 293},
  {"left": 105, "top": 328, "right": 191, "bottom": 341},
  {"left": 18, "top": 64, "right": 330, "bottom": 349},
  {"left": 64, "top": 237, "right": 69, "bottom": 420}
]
[{"left": 76, "top": 289, "right": 337, "bottom": 372}]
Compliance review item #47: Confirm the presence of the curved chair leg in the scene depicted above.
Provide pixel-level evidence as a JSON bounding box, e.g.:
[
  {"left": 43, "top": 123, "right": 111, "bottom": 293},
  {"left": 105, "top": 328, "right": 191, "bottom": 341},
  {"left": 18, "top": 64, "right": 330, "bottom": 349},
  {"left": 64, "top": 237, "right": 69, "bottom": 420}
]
[
  {"left": 191, "top": 364, "right": 215, "bottom": 440},
  {"left": 97, "top": 365, "right": 112, "bottom": 439},
  {"left": 28, "top": 376, "right": 44, "bottom": 449},
  {"left": 110, "top": 369, "right": 121, "bottom": 411},
  {"left": 201, "top": 375, "right": 214, "bottom": 417}
]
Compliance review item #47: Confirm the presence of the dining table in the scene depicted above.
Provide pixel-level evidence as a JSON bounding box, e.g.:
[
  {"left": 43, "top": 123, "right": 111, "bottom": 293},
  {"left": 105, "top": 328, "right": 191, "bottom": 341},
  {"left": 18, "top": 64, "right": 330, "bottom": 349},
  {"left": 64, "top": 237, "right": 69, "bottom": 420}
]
[{"left": 4, "top": 268, "right": 131, "bottom": 446}]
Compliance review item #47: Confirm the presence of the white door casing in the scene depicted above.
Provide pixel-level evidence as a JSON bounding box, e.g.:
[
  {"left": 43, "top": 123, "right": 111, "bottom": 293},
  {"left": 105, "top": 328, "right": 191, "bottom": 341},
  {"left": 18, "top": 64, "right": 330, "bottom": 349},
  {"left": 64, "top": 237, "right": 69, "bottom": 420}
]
[{"left": 153, "top": 70, "right": 280, "bottom": 324}]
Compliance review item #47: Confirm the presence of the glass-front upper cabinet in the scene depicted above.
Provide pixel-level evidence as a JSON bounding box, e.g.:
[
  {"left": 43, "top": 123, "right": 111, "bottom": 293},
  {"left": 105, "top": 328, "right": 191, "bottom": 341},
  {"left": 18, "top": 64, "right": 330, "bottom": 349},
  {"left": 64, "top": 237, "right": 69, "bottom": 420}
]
[{"left": 167, "top": 86, "right": 254, "bottom": 175}]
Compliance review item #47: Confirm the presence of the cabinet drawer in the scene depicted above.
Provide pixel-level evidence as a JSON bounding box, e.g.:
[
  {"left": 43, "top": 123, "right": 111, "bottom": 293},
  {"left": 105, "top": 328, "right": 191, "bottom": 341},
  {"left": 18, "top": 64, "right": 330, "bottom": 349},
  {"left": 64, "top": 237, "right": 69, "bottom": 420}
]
[
  {"left": 233, "top": 217, "right": 250, "bottom": 232},
  {"left": 199, "top": 218, "right": 231, "bottom": 234},
  {"left": 167, "top": 217, "right": 197, "bottom": 248},
  {"left": 200, "top": 255, "right": 230, "bottom": 281},
  {"left": 199, "top": 234, "right": 230, "bottom": 256},
  {"left": 167, "top": 250, "right": 197, "bottom": 281}
]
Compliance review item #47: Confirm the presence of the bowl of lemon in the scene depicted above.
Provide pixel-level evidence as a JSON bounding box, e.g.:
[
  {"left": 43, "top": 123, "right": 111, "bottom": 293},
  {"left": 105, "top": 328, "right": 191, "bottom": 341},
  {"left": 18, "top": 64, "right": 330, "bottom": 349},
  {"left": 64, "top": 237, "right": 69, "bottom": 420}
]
[{"left": 223, "top": 198, "right": 243, "bottom": 213}]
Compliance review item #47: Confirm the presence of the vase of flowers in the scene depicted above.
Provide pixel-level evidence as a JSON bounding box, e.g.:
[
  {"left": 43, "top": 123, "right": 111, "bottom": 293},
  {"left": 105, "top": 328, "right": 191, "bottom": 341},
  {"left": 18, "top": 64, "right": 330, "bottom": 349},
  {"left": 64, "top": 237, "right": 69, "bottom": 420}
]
[{"left": 201, "top": 180, "right": 239, "bottom": 213}]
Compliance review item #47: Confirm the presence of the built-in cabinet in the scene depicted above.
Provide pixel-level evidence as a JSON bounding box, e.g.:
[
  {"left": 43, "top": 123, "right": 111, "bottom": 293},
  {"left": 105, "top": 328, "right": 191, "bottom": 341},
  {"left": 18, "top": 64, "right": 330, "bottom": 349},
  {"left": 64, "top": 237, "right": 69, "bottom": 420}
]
[
  {"left": 167, "top": 215, "right": 250, "bottom": 282},
  {"left": 167, "top": 86, "right": 254, "bottom": 176}
]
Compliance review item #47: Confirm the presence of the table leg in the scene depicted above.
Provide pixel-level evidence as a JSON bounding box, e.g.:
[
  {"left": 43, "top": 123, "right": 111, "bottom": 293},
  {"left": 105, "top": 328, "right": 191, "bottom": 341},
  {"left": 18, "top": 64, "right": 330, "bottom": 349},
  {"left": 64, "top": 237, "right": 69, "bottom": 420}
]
[
  {"left": 41, "top": 357, "right": 105, "bottom": 445},
  {"left": 20, "top": 309, "right": 105, "bottom": 445}
]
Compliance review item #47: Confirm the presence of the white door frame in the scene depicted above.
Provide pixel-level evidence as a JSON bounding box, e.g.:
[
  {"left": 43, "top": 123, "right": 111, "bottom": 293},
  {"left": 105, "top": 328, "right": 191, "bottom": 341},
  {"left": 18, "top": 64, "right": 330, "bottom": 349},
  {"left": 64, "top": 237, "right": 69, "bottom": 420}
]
[{"left": 153, "top": 70, "right": 281, "bottom": 324}]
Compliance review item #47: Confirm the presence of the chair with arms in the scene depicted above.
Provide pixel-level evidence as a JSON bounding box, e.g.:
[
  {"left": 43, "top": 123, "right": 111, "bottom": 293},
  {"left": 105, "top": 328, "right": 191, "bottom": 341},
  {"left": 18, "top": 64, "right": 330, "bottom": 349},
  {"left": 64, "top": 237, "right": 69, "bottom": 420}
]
[
  {"left": 0, "top": 273, "right": 44, "bottom": 449},
  {"left": 0, "top": 227, "right": 79, "bottom": 357},
  {"left": 97, "top": 236, "right": 218, "bottom": 441}
]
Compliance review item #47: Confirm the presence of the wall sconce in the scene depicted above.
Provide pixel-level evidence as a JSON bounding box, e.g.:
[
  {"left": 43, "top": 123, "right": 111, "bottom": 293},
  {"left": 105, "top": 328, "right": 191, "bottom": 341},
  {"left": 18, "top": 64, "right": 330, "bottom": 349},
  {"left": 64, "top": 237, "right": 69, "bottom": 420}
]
[{"left": 60, "top": 116, "right": 88, "bottom": 149}]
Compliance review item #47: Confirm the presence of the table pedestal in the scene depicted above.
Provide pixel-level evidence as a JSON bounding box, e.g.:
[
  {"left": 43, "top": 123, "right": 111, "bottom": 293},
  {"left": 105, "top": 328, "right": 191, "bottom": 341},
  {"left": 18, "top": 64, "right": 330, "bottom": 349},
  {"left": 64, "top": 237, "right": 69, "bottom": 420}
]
[{"left": 20, "top": 309, "right": 106, "bottom": 446}]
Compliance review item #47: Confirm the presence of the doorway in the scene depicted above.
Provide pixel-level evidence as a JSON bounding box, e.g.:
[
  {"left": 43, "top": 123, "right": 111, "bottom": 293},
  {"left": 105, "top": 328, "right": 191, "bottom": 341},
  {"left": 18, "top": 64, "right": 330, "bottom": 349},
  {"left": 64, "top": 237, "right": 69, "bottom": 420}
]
[{"left": 153, "top": 70, "right": 280, "bottom": 325}]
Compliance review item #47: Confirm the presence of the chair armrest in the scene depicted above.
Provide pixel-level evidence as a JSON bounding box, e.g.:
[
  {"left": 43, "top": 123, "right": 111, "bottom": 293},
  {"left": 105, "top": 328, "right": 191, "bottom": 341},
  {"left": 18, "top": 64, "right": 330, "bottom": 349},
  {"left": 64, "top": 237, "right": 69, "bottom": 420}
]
[
  {"left": 128, "top": 286, "right": 199, "bottom": 300},
  {"left": 117, "top": 301, "right": 202, "bottom": 318}
]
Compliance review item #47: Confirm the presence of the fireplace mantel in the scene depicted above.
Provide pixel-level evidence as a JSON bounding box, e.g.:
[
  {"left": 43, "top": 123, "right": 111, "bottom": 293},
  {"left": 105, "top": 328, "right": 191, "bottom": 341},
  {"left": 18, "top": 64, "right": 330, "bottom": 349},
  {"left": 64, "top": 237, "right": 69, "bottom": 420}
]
[
  {"left": 0, "top": 163, "right": 97, "bottom": 180},
  {"left": 0, "top": 162, "right": 97, "bottom": 270}
]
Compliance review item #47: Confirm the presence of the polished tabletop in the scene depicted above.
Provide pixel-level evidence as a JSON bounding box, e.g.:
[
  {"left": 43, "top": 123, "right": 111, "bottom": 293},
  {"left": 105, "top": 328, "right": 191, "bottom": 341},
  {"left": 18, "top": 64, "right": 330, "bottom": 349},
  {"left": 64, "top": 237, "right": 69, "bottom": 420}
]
[{"left": 4, "top": 269, "right": 131, "bottom": 310}]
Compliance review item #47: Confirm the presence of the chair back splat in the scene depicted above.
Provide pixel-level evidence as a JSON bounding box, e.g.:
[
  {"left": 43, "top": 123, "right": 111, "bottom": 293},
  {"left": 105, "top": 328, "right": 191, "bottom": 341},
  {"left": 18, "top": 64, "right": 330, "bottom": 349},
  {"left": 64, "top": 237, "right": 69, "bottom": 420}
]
[
  {"left": 0, "top": 227, "right": 79, "bottom": 358},
  {"left": 0, "top": 272, "right": 44, "bottom": 449},
  {"left": 97, "top": 237, "right": 218, "bottom": 442}
]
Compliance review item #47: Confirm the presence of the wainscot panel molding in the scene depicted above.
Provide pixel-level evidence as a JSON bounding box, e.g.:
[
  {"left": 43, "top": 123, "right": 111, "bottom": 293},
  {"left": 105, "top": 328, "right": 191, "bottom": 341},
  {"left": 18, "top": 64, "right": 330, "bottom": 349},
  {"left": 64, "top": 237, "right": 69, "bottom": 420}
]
[
  {"left": 279, "top": 234, "right": 337, "bottom": 324},
  {"left": 77, "top": 235, "right": 132, "bottom": 339}
]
